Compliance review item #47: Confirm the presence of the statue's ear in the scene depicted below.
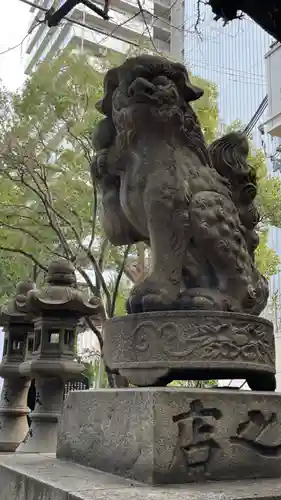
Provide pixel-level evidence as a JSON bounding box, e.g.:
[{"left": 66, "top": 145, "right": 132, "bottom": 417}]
[
  {"left": 182, "top": 75, "right": 204, "bottom": 102},
  {"left": 172, "top": 63, "right": 203, "bottom": 102},
  {"left": 96, "top": 67, "right": 119, "bottom": 117}
]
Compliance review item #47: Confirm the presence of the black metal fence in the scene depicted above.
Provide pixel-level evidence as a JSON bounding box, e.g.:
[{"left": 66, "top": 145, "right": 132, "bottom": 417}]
[
  {"left": 63, "top": 376, "right": 89, "bottom": 400},
  {"left": 27, "top": 376, "right": 90, "bottom": 415}
]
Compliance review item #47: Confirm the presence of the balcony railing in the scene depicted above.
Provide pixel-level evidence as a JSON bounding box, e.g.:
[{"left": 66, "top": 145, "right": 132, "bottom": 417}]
[
  {"left": 154, "top": 38, "right": 170, "bottom": 53},
  {"left": 153, "top": 17, "right": 170, "bottom": 33},
  {"left": 264, "top": 42, "right": 281, "bottom": 138},
  {"left": 154, "top": 0, "right": 170, "bottom": 9}
]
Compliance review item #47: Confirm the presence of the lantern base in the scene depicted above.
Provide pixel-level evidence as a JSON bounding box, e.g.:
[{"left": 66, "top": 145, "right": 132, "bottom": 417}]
[
  {"left": 17, "top": 376, "right": 64, "bottom": 453},
  {"left": 0, "top": 378, "right": 30, "bottom": 453}
]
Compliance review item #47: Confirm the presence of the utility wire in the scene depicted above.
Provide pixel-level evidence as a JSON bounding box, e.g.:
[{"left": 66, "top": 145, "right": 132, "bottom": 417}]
[
  {"left": 14, "top": 0, "right": 50, "bottom": 14},
  {"left": 243, "top": 95, "right": 268, "bottom": 136},
  {"left": 13, "top": 0, "right": 268, "bottom": 87},
  {"left": 137, "top": 0, "right": 160, "bottom": 55},
  {"left": 16, "top": 0, "right": 226, "bottom": 55},
  {"left": 97, "top": 0, "right": 177, "bottom": 54},
  {"left": 46, "top": 0, "right": 109, "bottom": 26},
  {"left": 18, "top": 0, "right": 249, "bottom": 44},
  {"left": 17, "top": 0, "right": 265, "bottom": 67},
  {"left": 17, "top": 0, "right": 170, "bottom": 53},
  {"left": 17, "top": 0, "right": 142, "bottom": 47},
  {"left": 17, "top": 0, "right": 268, "bottom": 79},
  {"left": 0, "top": 19, "right": 43, "bottom": 56},
  {"left": 97, "top": 11, "right": 143, "bottom": 46}
]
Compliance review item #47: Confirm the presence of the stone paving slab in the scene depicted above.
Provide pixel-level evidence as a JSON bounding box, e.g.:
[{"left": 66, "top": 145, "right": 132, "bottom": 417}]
[
  {"left": 0, "top": 453, "right": 138, "bottom": 497},
  {"left": 1, "top": 454, "right": 281, "bottom": 500}
]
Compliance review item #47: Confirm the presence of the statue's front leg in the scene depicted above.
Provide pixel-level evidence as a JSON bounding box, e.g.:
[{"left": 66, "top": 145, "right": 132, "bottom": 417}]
[
  {"left": 92, "top": 150, "right": 143, "bottom": 246},
  {"left": 127, "top": 175, "right": 187, "bottom": 313}
]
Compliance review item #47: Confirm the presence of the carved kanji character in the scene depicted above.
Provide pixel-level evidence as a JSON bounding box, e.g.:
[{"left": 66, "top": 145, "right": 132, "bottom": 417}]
[
  {"left": 171, "top": 399, "right": 222, "bottom": 470},
  {"left": 231, "top": 409, "right": 281, "bottom": 454}
]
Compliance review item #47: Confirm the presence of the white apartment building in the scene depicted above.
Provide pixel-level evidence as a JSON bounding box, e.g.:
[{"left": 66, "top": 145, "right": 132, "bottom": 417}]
[
  {"left": 263, "top": 41, "right": 281, "bottom": 390},
  {"left": 24, "top": 0, "right": 184, "bottom": 74},
  {"left": 75, "top": 267, "right": 132, "bottom": 359},
  {"left": 264, "top": 42, "right": 281, "bottom": 139}
]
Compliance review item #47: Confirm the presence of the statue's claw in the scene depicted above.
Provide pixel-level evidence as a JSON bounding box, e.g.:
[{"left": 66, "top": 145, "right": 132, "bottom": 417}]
[
  {"left": 127, "top": 293, "right": 179, "bottom": 314},
  {"left": 178, "top": 288, "right": 236, "bottom": 312},
  {"left": 126, "top": 278, "right": 179, "bottom": 314}
]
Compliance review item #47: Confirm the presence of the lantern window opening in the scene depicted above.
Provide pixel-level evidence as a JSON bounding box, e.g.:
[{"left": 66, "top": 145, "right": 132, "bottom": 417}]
[
  {"left": 28, "top": 337, "right": 34, "bottom": 352},
  {"left": 34, "top": 330, "right": 41, "bottom": 351},
  {"left": 11, "top": 339, "right": 24, "bottom": 355},
  {"left": 48, "top": 329, "right": 61, "bottom": 344},
  {"left": 3, "top": 339, "right": 8, "bottom": 357}
]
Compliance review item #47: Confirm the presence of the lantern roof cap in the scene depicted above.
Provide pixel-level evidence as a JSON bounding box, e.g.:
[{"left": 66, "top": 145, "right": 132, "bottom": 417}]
[
  {"left": 26, "top": 260, "right": 102, "bottom": 316},
  {"left": 0, "top": 280, "right": 36, "bottom": 324},
  {"left": 47, "top": 259, "right": 76, "bottom": 287}
]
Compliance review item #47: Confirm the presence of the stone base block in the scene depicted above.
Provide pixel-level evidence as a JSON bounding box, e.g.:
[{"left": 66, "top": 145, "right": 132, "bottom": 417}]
[{"left": 57, "top": 388, "right": 281, "bottom": 485}]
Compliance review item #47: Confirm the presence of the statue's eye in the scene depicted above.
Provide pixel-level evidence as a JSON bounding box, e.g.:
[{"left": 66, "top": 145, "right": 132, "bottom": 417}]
[{"left": 152, "top": 76, "right": 170, "bottom": 86}]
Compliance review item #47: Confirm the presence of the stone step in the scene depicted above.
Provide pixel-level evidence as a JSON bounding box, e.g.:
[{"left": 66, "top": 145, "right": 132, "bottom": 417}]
[{"left": 0, "top": 453, "right": 281, "bottom": 500}]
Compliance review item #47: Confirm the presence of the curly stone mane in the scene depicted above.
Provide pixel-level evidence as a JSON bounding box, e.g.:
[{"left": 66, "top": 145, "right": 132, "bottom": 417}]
[
  {"left": 208, "top": 132, "right": 261, "bottom": 262},
  {"left": 208, "top": 132, "right": 260, "bottom": 228},
  {"left": 208, "top": 132, "right": 256, "bottom": 194}
]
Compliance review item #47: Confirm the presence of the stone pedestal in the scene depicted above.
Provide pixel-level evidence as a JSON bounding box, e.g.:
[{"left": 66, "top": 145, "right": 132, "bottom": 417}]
[
  {"left": 57, "top": 388, "right": 281, "bottom": 485},
  {"left": 103, "top": 311, "right": 276, "bottom": 390}
]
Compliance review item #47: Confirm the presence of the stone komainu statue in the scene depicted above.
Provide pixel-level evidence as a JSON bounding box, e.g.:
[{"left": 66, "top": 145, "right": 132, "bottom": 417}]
[{"left": 91, "top": 55, "right": 268, "bottom": 316}]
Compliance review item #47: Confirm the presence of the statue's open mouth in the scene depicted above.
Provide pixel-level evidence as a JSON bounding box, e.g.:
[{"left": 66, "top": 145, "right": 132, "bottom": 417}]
[
  {"left": 128, "top": 92, "right": 156, "bottom": 105},
  {"left": 127, "top": 76, "right": 179, "bottom": 108}
]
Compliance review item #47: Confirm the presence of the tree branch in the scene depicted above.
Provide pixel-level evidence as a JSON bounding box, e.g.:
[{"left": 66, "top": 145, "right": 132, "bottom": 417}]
[
  {"left": 62, "top": 117, "right": 92, "bottom": 164},
  {"left": 0, "top": 245, "right": 47, "bottom": 272},
  {"left": 4, "top": 153, "right": 111, "bottom": 312},
  {"left": 3, "top": 212, "right": 50, "bottom": 228},
  {"left": 76, "top": 265, "right": 97, "bottom": 297},
  {"left": 85, "top": 317, "right": 103, "bottom": 350},
  {"left": 14, "top": 166, "right": 73, "bottom": 258},
  {"left": 88, "top": 183, "right": 98, "bottom": 250},
  {"left": 0, "top": 220, "right": 64, "bottom": 258},
  {"left": 110, "top": 245, "right": 130, "bottom": 317}
]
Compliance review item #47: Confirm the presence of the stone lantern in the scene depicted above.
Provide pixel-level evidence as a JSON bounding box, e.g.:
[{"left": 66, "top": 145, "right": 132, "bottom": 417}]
[
  {"left": 18, "top": 259, "right": 102, "bottom": 453},
  {"left": 0, "top": 281, "right": 35, "bottom": 451}
]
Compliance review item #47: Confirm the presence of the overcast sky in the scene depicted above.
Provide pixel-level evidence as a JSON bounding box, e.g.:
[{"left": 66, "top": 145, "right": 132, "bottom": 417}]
[{"left": 0, "top": 0, "right": 31, "bottom": 90}]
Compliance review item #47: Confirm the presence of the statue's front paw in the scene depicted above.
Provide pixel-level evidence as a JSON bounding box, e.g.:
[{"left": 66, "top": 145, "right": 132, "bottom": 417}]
[
  {"left": 127, "top": 293, "right": 177, "bottom": 314},
  {"left": 91, "top": 149, "right": 109, "bottom": 180},
  {"left": 126, "top": 279, "right": 179, "bottom": 314},
  {"left": 178, "top": 289, "right": 235, "bottom": 312}
]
